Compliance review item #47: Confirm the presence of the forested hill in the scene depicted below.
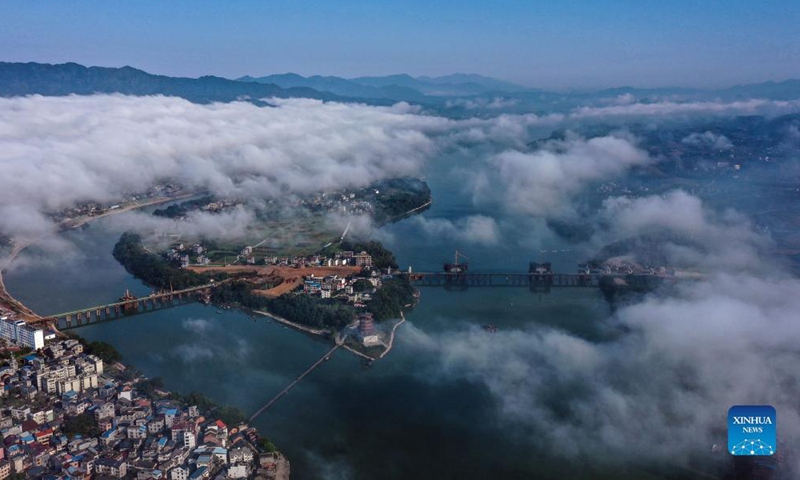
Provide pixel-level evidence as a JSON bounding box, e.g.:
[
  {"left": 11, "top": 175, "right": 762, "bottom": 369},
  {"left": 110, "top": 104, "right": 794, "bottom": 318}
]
[{"left": 0, "top": 62, "right": 381, "bottom": 105}]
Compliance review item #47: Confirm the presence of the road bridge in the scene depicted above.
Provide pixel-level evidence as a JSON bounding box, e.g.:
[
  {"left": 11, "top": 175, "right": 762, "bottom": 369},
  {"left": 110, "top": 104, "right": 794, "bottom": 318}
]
[
  {"left": 398, "top": 272, "right": 601, "bottom": 289},
  {"left": 30, "top": 283, "right": 219, "bottom": 331}
]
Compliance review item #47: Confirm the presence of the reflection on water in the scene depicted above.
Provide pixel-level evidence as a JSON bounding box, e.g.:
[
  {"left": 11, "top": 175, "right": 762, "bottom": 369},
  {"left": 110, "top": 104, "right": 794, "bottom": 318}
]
[{"left": 6, "top": 156, "right": 630, "bottom": 479}]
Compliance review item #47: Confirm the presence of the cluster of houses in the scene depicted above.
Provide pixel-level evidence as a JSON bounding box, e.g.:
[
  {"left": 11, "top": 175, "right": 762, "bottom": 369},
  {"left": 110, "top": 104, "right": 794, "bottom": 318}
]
[
  {"left": 591, "top": 259, "right": 676, "bottom": 276},
  {"left": 300, "top": 191, "right": 376, "bottom": 216},
  {"left": 0, "top": 340, "right": 289, "bottom": 480},
  {"left": 237, "top": 249, "right": 372, "bottom": 270},
  {"left": 164, "top": 244, "right": 210, "bottom": 269},
  {"left": 198, "top": 200, "right": 241, "bottom": 214},
  {"left": 54, "top": 183, "right": 184, "bottom": 223},
  {"left": 302, "top": 270, "right": 382, "bottom": 306},
  {"left": 164, "top": 242, "right": 375, "bottom": 272}
]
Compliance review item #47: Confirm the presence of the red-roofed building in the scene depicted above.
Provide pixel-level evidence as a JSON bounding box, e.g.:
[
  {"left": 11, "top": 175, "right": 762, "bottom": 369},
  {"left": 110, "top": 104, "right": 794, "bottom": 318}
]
[{"left": 34, "top": 429, "right": 53, "bottom": 446}]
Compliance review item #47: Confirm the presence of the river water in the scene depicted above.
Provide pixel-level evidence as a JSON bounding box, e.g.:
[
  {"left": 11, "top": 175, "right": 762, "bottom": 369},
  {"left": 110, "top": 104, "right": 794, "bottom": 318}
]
[{"left": 6, "top": 153, "right": 646, "bottom": 479}]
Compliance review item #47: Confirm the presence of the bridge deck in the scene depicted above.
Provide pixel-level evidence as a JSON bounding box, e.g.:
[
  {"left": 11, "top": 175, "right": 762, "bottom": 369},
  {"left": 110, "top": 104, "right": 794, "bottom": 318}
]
[{"left": 400, "top": 272, "right": 602, "bottom": 287}]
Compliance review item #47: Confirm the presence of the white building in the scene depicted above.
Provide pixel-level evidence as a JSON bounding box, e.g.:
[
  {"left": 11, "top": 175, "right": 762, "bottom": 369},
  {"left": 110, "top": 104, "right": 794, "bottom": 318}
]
[
  {"left": 227, "top": 465, "right": 248, "bottom": 479},
  {"left": 183, "top": 431, "right": 197, "bottom": 449},
  {"left": 0, "top": 317, "right": 45, "bottom": 350},
  {"left": 170, "top": 466, "right": 189, "bottom": 480}
]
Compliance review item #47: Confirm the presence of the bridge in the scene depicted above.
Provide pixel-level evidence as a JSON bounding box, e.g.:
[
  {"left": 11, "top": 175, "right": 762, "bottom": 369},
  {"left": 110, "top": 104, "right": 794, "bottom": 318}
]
[
  {"left": 249, "top": 343, "right": 341, "bottom": 421},
  {"left": 30, "top": 283, "right": 219, "bottom": 331},
  {"left": 399, "top": 271, "right": 600, "bottom": 289}
]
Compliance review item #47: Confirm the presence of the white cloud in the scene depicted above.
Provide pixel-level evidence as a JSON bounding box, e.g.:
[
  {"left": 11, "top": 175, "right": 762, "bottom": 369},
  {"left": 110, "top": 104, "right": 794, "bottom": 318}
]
[
  {"left": 681, "top": 131, "right": 733, "bottom": 150},
  {"left": 570, "top": 98, "right": 800, "bottom": 119},
  {"left": 410, "top": 215, "right": 500, "bottom": 246},
  {"left": 490, "top": 134, "right": 650, "bottom": 217}
]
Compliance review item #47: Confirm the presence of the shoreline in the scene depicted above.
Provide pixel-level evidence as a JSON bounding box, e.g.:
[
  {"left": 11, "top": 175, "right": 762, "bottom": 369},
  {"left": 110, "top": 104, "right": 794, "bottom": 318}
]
[
  {"left": 0, "top": 192, "right": 199, "bottom": 323},
  {"left": 253, "top": 309, "right": 328, "bottom": 336},
  {"left": 378, "top": 311, "right": 407, "bottom": 360}
]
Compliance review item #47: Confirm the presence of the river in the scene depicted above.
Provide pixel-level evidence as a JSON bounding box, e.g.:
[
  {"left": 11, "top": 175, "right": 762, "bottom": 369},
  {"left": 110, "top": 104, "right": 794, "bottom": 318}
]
[{"left": 5, "top": 152, "right": 652, "bottom": 479}]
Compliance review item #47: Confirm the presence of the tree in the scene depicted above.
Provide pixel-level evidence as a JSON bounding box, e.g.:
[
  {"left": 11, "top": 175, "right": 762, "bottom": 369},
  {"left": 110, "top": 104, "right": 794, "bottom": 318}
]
[
  {"left": 63, "top": 412, "right": 101, "bottom": 437},
  {"left": 353, "top": 279, "right": 373, "bottom": 292},
  {"left": 258, "top": 437, "right": 277, "bottom": 453},
  {"left": 85, "top": 341, "right": 122, "bottom": 364}
]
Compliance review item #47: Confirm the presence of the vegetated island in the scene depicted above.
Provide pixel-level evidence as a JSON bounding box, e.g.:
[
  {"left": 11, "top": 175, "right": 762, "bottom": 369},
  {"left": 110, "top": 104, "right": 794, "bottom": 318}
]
[
  {"left": 113, "top": 232, "right": 416, "bottom": 361},
  {"left": 114, "top": 233, "right": 414, "bottom": 328}
]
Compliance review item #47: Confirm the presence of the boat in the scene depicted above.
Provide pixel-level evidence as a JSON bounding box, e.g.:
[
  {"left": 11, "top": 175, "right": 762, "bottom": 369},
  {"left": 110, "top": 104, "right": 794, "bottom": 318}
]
[{"left": 482, "top": 324, "right": 498, "bottom": 333}]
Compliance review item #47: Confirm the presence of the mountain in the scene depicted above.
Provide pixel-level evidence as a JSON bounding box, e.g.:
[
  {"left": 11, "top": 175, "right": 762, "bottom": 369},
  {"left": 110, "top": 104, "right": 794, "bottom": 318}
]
[
  {"left": 348, "top": 73, "right": 526, "bottom": 96},
  {"left": 0, "top": 62, "right": 370, "bottom": 105},
  {"left": 238, "top": 73, "right": 429, "bottom": 102},
  {"left": 238, "top": 72, "right": 530, "bottom": 101},
  {"left": 723, "top": 79, "right": 800, "bottom": 101},
  {"left": 417, "top": 73, "right": 529, "bottom": 92}
]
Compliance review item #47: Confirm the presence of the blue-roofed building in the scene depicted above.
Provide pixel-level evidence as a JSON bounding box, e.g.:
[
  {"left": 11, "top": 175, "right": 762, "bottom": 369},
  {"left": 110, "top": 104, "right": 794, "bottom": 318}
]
[
  {"left": 188, "top": 466, "right": 208, "bottom": 480},
  {"left": 99, "top": 427, "right": 118, "bottom": 446},
  {"left": 62, "top": 390, "right": 78, "bottom": 402}
]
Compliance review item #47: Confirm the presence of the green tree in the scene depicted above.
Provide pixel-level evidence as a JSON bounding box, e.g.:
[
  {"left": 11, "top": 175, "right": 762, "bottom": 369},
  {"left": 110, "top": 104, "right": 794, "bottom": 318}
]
[
  {"left": 85, "top": 341, "right": 122, "bottom": 364},
  {"left": 63, "top": 412, "right": 101, "bottom": 437}
]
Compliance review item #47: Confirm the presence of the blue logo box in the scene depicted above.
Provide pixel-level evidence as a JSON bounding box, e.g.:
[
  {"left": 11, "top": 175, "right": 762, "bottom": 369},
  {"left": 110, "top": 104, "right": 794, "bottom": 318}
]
[{"left": 728, "top": 405, "right": 776, "bottom": 456}]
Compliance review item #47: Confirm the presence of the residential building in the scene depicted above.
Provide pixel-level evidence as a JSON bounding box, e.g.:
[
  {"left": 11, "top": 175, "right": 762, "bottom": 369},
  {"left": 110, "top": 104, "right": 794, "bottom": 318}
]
[{"left": 0, "top": 318, "right": 45, "bottom": 350}]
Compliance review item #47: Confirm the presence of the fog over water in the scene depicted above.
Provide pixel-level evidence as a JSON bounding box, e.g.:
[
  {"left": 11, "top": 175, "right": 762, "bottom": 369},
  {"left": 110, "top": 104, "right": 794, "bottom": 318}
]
[{"left": 4, "top": 94, "right": 800, "bottom": 478}]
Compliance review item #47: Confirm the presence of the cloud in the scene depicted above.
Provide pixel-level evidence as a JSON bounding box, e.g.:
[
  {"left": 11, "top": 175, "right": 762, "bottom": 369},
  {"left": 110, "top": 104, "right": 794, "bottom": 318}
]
[
  {"left": 172, "top": 343, "right": 216, "bottom": 362},
  {"left": 409, "top": 215, "right": 500, "bottom": 246},
  {"left": 397, "top": 188, "right": 800, "bottom": 474},
  {"left": 681, "top": 131, "right": 733, "bottom": 150},
  {"left": 596, "top": 191, "right": 771, "bottom": 272},
  {"left": 0, "top": 94, "right": 451, "bottom": 239},
  {"left": 570, "top": 98, "right": 800, "bottom": 119},
  {"left": 488, "top": 134, "right": 651, "bottom": 218},
  {"left": 445, "top": 97, "right": 519, "bottom": 110},
  {"left": 181, "top": 317, "right": 214, "bottom": 333},
  {"left": 0, "top": 94, "right": 566, "bottom": 243},
  {"left": 404, "top": 267, "right": 800, "bottom": 466},
  {"left": 107, "top": 207, "right": 258, "bottom": 242}
]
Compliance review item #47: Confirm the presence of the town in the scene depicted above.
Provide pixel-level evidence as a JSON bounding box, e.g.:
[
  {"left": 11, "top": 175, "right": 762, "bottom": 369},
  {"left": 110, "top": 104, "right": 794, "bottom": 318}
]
[{"left": 0, "top": 333, "right": 289, "bottom": 480}]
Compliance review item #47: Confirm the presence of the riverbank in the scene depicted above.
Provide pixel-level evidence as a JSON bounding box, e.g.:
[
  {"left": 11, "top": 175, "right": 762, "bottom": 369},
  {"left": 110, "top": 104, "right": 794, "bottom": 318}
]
[
  {"left": 254, "top": 309, "right": 328, "bottom": 336},
  {"left": 0, "top": 192, "right": 199, "bottom": 323},
  {"left": 379, "top": 311, "right": 407, "bottom": 359}
]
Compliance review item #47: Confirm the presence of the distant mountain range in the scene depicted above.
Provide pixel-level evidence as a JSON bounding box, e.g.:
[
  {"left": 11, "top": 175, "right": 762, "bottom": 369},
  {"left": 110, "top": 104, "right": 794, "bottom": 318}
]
[
  {"left": 2, "top": 62, "right": 800, "bottom": 111},
  {"left": 0, "top": 62, "right": 364, "bottom": 105},
  {"left": 237, "top": 72, "right": 530, "bottom": 101}
]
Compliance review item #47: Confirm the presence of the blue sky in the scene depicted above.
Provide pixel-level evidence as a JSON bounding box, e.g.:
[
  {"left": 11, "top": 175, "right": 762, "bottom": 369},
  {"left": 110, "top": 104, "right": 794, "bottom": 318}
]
[{"left": 2, "top": 0, "right": 799, "bottom": 89}]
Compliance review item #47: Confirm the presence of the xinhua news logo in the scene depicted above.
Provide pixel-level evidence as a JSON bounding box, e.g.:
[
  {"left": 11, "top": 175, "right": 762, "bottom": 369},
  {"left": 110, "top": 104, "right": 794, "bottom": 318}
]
[{"left": 728, "top": 405, "right": 776, "bottom": 456}]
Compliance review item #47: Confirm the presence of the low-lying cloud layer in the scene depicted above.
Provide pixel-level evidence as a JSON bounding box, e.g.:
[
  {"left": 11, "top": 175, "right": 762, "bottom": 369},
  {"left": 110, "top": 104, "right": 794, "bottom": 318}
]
[
  {"left": 403, "top": 191, "right": 800, "bottom": 471},
  {"left": 484, "top": 134, "right": 651, "bottom": 218},
  {"left": 571, "top": 98, "right": 800, "bottom": 119},
  {"left": 0, "top": 95, "right": 450, "bottom": 238}
]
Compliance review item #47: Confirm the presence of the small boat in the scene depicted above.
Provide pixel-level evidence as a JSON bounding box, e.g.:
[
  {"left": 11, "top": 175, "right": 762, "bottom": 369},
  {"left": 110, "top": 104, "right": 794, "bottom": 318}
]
[
  {"left": 482, "top": 324, "right": 498, "bottom": 333},
  {"left": 216, "top": 310, "right": 222, "bottom": 315}
]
